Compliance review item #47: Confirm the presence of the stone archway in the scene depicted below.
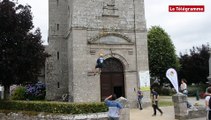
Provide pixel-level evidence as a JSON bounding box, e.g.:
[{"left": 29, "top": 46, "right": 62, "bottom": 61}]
[{"left": 100, "top": 57, "right": 125, "bottom": 101}]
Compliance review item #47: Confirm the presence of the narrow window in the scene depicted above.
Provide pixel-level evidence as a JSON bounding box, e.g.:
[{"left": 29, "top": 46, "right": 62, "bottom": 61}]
[
  {"left": 57, "top": 82, "right": 60, "bottom": 88},
  {"left": 68, "top": 6, "right": 70, "bottom": 17},
  {"left": 57, "top": 24, "right": 59, "bottom": 31},
  {"left": 56, "top": 0, "right": 59, "bottom": 7},
  {"left": 57, "top": 51, "right": 59, "bottom": 60}
]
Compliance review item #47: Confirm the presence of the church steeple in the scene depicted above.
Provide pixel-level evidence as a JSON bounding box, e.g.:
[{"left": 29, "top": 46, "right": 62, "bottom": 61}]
[{"left": 46, "top": 0, "right": 149, "bottom": 107}]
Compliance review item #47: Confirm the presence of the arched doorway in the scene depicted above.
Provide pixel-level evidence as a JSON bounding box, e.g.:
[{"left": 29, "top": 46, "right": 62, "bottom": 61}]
[{"left": 100, "top": 57, "right": 125, "bottom": 101}]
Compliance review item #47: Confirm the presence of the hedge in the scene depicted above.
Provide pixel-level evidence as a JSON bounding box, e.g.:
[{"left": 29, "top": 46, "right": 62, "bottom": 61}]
[
  {"left": 188, "top": 84, "right": 208, "bottom": 97},
  {"left": 0, "top": 100, "right": 108, "bottom": 114}
]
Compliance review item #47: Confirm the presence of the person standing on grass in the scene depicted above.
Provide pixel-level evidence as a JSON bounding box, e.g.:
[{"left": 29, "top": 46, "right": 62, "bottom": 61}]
[
  {"left": 151, "top": 88, "right": 163, "bottom": 116},
  {"left": 104, "top": 94, "right": 123, "bottom": 120}
]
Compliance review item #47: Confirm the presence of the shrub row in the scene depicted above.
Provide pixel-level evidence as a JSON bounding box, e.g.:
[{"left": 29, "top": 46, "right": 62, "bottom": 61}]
[
  {"left": 0, "top": 100, "right": 108, "bottom": 114},
  {"left": 159, "top": 87, "right": 176, "bottom": 96},
  {"left": 11, "top": 82, "right": 46, "bottom": 100}
]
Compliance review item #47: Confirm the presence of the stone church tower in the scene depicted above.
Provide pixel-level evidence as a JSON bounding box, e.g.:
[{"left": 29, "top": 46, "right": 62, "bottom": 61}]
[{"left": 46, "top": 0, "right": 150, "bottom": 107}]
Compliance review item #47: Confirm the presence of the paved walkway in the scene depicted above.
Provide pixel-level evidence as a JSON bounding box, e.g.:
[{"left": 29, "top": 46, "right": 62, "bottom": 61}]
[{"left": 130, "top": 97, "right": 206, "bottom": 120}]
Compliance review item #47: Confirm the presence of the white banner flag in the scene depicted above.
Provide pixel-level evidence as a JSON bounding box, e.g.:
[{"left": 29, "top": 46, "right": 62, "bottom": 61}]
[
  {"left": 166, "top": 68, "right": 179, "bottom": 93},
  {"left": 139, "top": 71, "right": 150, "bottom": 91}
]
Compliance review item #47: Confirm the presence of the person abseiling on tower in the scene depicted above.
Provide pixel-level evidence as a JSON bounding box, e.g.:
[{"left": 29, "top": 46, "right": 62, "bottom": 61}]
[{"left": 94, "top": 53, "right": 104, "bottom": 75}]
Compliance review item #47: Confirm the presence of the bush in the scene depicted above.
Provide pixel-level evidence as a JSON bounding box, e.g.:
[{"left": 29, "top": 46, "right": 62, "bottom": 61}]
[
  {"left": 25, "top": 82, "right": 46, "bottom": 100},
  {"left": 0, "top": 101, "right": 107, "bottom": 114},
  {"left": 160, "top": 87, "right": 175, "bottom": 96},
  {"left": 10, "top": 82, "right": 46, "bottom": 100},
  {"left": 188, "top": 84, "right": 207, "bottom": 97},
  {"left": 150, "top": 84, "right": 175, "bottom": 96},
  {"left": 11, "top": 86, "right": 26, "bottom": 100}
]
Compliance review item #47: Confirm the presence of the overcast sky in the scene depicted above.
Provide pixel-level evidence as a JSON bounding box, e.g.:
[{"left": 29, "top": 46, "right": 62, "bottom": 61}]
[{"left": 18, "top": 0, "right": 210, "bottom": 55}]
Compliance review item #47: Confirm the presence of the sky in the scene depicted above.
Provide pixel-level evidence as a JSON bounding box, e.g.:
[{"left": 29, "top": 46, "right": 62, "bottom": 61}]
[
  {"left": 145, "top": 0, "right": 211, "bottom": 55},
  {"left": 18, "top": 0, "right": 210, "bottom": 55},
  {"left": 18, "top": 0, "right": 49, "bottom": 45}
]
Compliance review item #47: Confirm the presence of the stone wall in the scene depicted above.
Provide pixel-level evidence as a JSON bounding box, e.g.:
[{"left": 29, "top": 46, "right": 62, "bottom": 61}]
[
  {"left": 0, "top": 112, "right": 108, "bottom": 120},
  {"left": 188, "top": 106, "right": 206, "bottom": 119},
  {"left": 46, "top": 0, "right": 69, "bottom": 100},
  {"left": 172, "top": 93, "right": 206, "bottom": 120}
]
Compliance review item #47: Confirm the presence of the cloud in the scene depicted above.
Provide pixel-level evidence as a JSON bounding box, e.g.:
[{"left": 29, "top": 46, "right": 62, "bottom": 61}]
[
  {"left": 18, "top": 0, "right": 48, "bottom": 44},
  {"left": 145, "top": 0, "right": 211, "bottom": 54},
  {"left": 17, "top": 0, "right": 210, "bottom": 52}
]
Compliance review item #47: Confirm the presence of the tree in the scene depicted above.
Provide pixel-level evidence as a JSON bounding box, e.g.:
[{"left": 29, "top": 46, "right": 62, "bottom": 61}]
[
  {"left": 179, "top": 44, "right": 210, "bottom": 84},
  {"left": 147, "top": 26, "right": 179, "bottom": 84},
  {"left": 0, "top": 0, "right": 49, "bottom": 100}
]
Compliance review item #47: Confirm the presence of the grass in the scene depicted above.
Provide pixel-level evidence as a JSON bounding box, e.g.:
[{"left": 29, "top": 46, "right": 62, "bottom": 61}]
[
  {"left": 152, "top": 96, "right": 174, "bottom": 107},
  {"left": 159, "top": 101, "right": 174, "bottom": 107},
  {"left": 158, "top": 95, "right": 205, "bottom": 107}
]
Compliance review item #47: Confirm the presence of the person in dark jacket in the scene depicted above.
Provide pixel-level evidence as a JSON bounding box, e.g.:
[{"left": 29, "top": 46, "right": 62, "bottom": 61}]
[
  {"left": 137, "top": 88, "right": 143, "bottom": 110},
  {"left": 151, "top": 88, "right": 163, "bottom": 116},
  {"left": 94, "top": 53, "right": 104, "bottom": 75}
]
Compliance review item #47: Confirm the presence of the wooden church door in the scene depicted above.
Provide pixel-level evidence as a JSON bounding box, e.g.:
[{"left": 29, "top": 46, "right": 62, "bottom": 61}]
[{"left": 100, "top": 58, "right": 125, "bottom": 101}]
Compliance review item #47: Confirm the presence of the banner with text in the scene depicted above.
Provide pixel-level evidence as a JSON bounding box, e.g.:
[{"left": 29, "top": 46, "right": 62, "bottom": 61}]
[{"left": 139, "top": 71, "right": 150, "bottom": 91}]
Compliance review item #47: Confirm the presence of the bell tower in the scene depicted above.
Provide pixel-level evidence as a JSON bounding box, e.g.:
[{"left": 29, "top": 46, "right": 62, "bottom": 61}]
[{"left": 46, "top": 0, "right": 150, "bottom": 107}]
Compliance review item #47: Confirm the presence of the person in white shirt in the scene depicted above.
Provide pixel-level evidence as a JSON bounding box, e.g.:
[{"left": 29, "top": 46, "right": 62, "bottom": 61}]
[
  {"left": 180, "top": 79, "right": 192, "bottom": 108},
  {"left": 205, "top": 87, "right": 211, "bottom": 120},
  {"left": 180, "top": 79, "right": 188, "bottom": 95}
]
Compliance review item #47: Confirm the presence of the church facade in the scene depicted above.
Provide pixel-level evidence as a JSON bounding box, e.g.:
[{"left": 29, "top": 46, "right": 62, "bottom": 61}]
[{"left": 46, "top": 0, "right": 150, "bottom": 107}]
